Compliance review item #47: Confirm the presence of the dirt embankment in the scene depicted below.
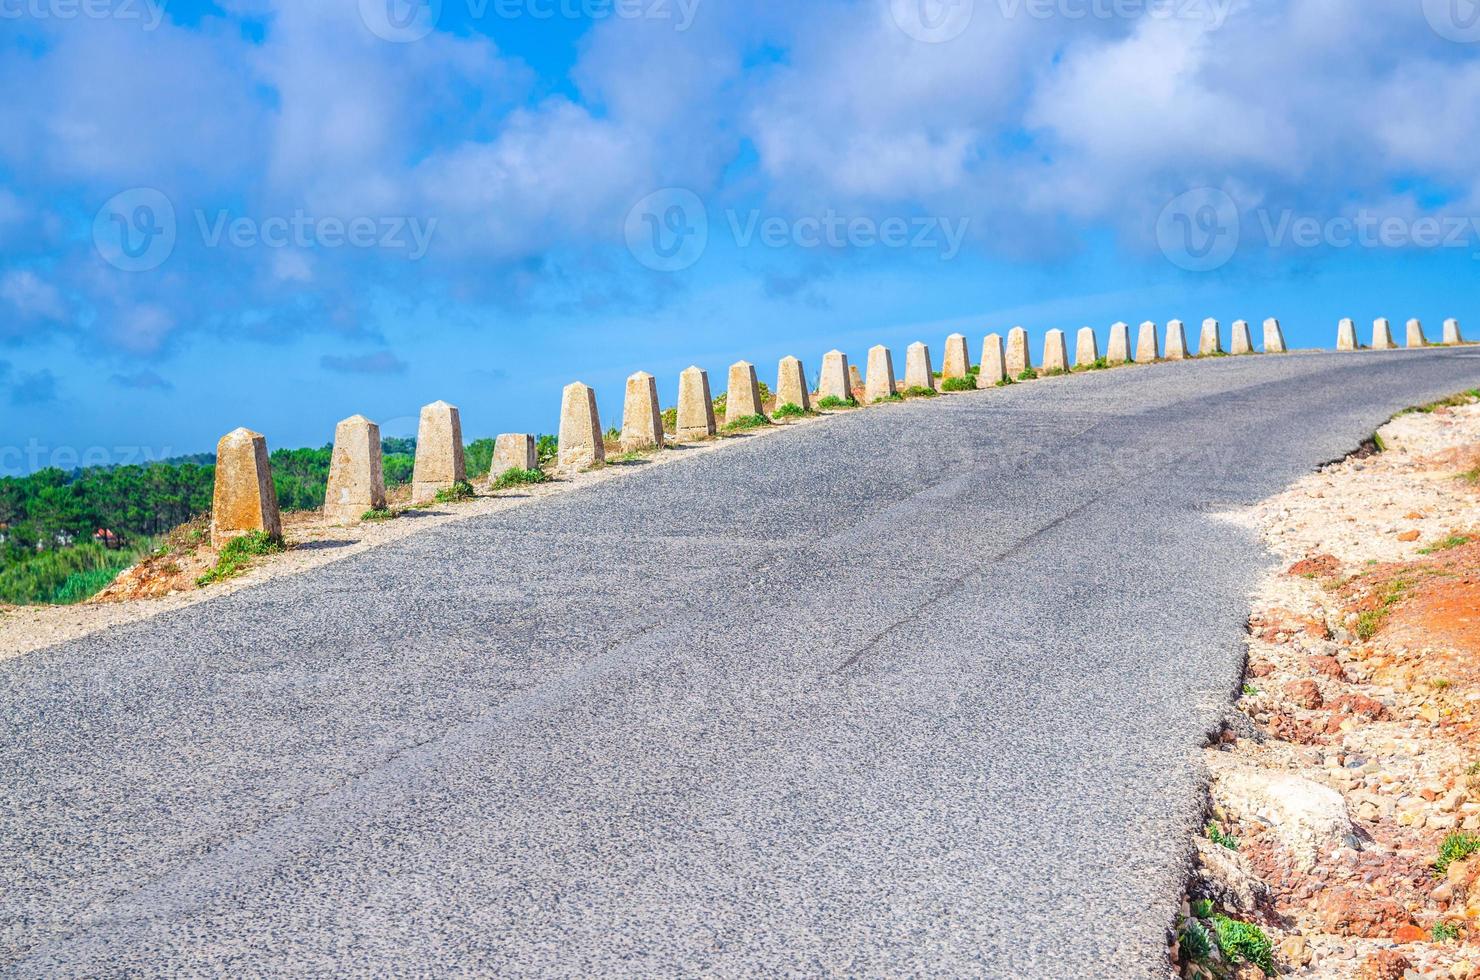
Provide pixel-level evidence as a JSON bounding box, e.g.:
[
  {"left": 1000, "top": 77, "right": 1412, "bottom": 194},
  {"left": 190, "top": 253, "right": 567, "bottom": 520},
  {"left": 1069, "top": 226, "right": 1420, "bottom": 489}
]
[{"left": 1177, "top": 394, "right": 1480, "bottom": 980}]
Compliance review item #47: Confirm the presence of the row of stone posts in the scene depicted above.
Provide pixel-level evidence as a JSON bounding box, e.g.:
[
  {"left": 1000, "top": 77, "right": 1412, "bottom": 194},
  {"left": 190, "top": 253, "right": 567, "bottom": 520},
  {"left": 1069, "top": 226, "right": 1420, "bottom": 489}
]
[
  {"left": 1335, "top": 317, "right": 1463, "bottom": 351},
  {"left": 208, "top": 314, "right": 1464, "bottom": 547}
]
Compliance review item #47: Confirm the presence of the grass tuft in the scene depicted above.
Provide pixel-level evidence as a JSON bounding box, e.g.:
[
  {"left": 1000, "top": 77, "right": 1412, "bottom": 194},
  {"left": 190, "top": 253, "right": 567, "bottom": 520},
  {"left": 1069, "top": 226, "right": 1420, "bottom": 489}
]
[
  {"left": 940, "top": 375, "right": 976, "bottom": 392},
  {"left": 773, "top": 402, "right": 808, "bottom": 419},
  {"left": 197, "top": 530, "right": 284, "bottom": 587},
  {"left": 433, "top": 480, "right": 476, "bottom": 504},
  {"left": 1435, "top": 831, "right": 1480, "bottom": 875},
  {"left": 1419, "top": 534, "right": 1471, "bottom": 555},
  {"left": 1017, "top": 368, "right": 1039, "bottom": 382},
  {"left": 903, "top": 385, "right": 939, "bottom": 398},
  {"left": 724, "top": 413, "right": 771, "bottom": 431},
  {"left": 490, "top": 467, "right": 549, "bottom": 491},
  {"left": 817, "top": 395, "right": 857, "bottom": 410},
  {"left": 361, "top": 507, "right": 396, "bottom": 522}
]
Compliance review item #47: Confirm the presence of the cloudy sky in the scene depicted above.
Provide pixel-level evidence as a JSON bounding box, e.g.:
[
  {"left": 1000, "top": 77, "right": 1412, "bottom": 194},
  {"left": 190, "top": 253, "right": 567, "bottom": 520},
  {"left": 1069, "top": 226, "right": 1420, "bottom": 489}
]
[{"left": 2, "top": 0, "right": 1478, "bottom": 471}]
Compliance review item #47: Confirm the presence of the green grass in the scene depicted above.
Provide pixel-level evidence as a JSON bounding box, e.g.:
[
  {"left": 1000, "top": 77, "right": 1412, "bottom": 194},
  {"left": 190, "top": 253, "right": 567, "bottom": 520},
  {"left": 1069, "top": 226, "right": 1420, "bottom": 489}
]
[
  {"left": 1207, "top": 823, "right": 1239, "bottom": 851},
  {"left": 723, "top": 413, "right": 771, "bottom": 431},
  {"left": 1435, "top": 831, "right": 1480, "bottom": 875},
  {"left": 1396, "top": 389, "right": 1480, "bottom": 416},
  {"left": 940, "top": 375, "right": 976, "bottom": 392},
  {"left": 817, "top": 395, "right": 857, "bottom": 410},
  {"left": 490, "top": 467, "right": 550, "bottom": 491},
  {"left": 995, "top": 376, "right": 1015, "bottom": 387},
  {"left": 773, "top": 402, "right": 809, "bottom": 419},
  {"left": 1434, "top": 921, "right": 1461, "bottom": 942},
  {"left": 1016, "top": 368, "right": 1038, "bottom": 381},
  {"left": 1079, "top": 356, "right": 1110, "bottom": 371},
  {"left": 196, "top": 530, "right": 284, "bottom": 587},
  {"left": 1042, "top": 367, "right": 1070, "bottom": 377},
  {"left": 1420, "top": 535, "right": 1472, "bottom": 555},
  {"left": 433, "top": 480, "right": 476, "bottom": 504},
  {"left": 1190, "top": 899, "right": 1214, "bottom": 919},
  {"left": 361, "top": 507, "right": 396, "bottom": 522},
  {"left": 1356, "top": 577, "right": 1413, "bottom": 641},
  {"left": 1211, "top": 916, "right": 1274, "bottom": 975},
  {"left": 873, "top": 393, "right": 905, "bottom": 403},
  {"left": 1372, "top": 431, "right": 1388, "bottom": 453},
  {"left": 903, "top": 385, "right": 939, "bottom": 398},
  {"left": 49, "top": 565, "right": 130, "bottom": 604}
]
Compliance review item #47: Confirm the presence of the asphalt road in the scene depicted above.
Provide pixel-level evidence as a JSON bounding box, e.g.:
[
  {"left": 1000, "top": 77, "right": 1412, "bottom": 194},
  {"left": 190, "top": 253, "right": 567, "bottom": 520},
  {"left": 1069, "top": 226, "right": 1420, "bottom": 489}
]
[{"left": 4, "top": 348, "right": 1479, "bottom": 977}]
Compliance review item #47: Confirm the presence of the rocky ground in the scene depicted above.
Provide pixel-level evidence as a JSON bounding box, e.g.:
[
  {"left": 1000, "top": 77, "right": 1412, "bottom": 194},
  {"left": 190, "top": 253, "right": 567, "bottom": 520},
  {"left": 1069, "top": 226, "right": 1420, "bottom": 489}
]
[{"left": 1178, "top": 391, "right": 1480, "bottom": 979}]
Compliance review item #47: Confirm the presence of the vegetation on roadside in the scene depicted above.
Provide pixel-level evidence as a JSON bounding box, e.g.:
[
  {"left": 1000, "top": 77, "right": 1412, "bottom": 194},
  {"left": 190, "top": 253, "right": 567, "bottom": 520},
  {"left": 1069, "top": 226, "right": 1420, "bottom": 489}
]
[
  {"left": 361, "top": 507, "right": 397, "bottom": 522},
  {"left": 817, "top": 395, "right": 856, "bottom": 409},
  {"left": 1206, "top": 823, "right": 1239, "bottom": 851},
  {"left": 940, "top": 375, "right": 977, "bottom": 392},
  {"left": 433, "top": 480, "right": 476, "bottom": 504},
  {"left": 196, "top": 531, "right": 284, "bottom": 587},
  {"left": 490, "top": 467, "right": 550, "bottom": 491},
  {"left": 1419, "top": 534, "right": 1472, "bottom": 555},
  {"left": 723, "top": 413, "right": 771, "bottom": 432},
  {"left": 773, "top": 402, "right": 809, "bottom": 419},
  {"left": 1210, "top": 915, "right": 1274, "bottom": 975},
  {"left": 903, "top": 385, "right": 939, "bottom": 398},
  {"left": 1017, "top": 368, "right": 1038, "bottom": 381},
  {"left": 1434, "top": 831, "right": 1480, "bottom": 875},
  {"left": 873, "top": 393, "right": 905, "bottom": 404}
]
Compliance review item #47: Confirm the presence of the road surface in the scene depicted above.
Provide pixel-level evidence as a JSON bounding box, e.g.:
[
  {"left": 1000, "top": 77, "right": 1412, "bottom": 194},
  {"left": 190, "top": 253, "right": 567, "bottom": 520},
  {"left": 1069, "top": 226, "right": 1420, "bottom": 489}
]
[{"left": 4, "top": 348, "right": 1479, "bottom": 976}]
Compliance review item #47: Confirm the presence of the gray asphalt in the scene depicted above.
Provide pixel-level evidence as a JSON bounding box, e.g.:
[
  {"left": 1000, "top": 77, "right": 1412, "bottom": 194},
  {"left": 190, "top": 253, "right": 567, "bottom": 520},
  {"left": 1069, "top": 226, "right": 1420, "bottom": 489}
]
[{"left": 4, "top": 348, "right": 1479, "bottom": 977}]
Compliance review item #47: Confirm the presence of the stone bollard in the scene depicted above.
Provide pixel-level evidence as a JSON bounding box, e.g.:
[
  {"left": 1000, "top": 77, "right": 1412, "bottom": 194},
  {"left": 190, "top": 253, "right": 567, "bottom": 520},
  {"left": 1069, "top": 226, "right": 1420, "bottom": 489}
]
[
  {"left": 848, "top": 363, "right": 864, "bottom": 393},
  {"left": 211, "top": 427, "right": 282, "bottom": 548},
  {"left": 1231, "top": 319, "right": 1254, "bottom": 355},
  {"left": 1444, "top": 318, "right": 1464, "bottom": 345},
  {"left": 1042, "top": 329, "right": 1069, "bottom": 374},
  {"left": 325, "top": 415, "right": 386, "bottom": 523},
  {"left": 1165, "top": 319, "right": 1189, "bottom": 360},
  {"left": 819, "top": 350, "right": 852, "bottom": 403},
  {"left": 1199, "top": 318, "right": 1223, "bottom": 356},
  {"left": 1263, "top": 318, "right": 1287, "bottom": 354},
  {"left": 1106, "top": 322, "right": 1131, "bottom": 364},
  {"left": 942, "top": 333, "right": 971, "bottom": 380},
  {"left": 775, "top": 356, "right": 811, "bottom": 412},
  {"left": 725, "top": 361, "right": 764, "bottom": 425},
  {"left": 412, "top": 401, "right": 466, "bottom": 504},
  {"left": 1006, "top": 326, "right": 1033, "bottom": 377},
  {"left": 1075, "top": 327, "right": 1099, "bottom": 368},
  {"left": 557, "top": 382, "right": 605, "bottom": 472},
  {"left": 1406, "top": 318, "right": 1427, "bottom": 348},
  {"left": 904, "top": 342, "right": 935, "bottom": 391},
  {"left": 493, "top": 434, "right": 538, "bottom": 474},
  {"left": 1372, "top": 318, "right": 1396, "bottom": 350},
  {"left": 677, "top": 366, "right": 717, "bottom": 439},
  {"left": 865, "top": 345, "right": 897, "bottom": 402},
  {"left": 1135, "top": 321, "right": 1160, "bottom": 363},
  {"left": 977, "top": 334, "right": 1006, "bottom": 388},
  {"left": 1337, "top": 318, "right": 1358, "bottom": 351},
  {"left": 620, "top": 371, "right": 664, "bottom": 452}
]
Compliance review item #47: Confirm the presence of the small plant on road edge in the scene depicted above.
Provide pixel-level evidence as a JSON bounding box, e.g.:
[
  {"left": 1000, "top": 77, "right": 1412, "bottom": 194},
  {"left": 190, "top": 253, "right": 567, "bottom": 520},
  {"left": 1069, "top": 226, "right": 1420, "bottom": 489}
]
[
  {"left": 1434, "top": 831, "right": 1480, "bottom": 875},
  {"left": 940, "top": 375, "right": 976, "bottom": 392},
  {"left": 433, "top": 480, "right": 476, "bottom": 504},
  {"left": 490, "top": 468, "right": 549, "bottom": 491},
  {"left": 773, "top": 402, "right": 808, "bottom": 419},
  {"left": 1206, "top": 823, "right": 1239, "bottom": 851},
  {"left": 1211, "top": 915, "right": 1274, "bottom": 976},
  {"left": 1017, "top": 368, "right": 1038, "bottom": 381},
  {"left": 817, "top": 395, "right": 856, "bottom": 410},
  {"left": 903, "top": 385, "right": 938, "bottom": 398},
  {"left": 1178, "top": 918, "right": 1213, "bottom": 968},
  {"left": 361, "top": 507, "right": 396, "bottom": 522},
  {"left": 723, "top": 414, "right": 771, "bottom": 431},
  {"left": 196, "top": 531, "right": 284, "bottom": 587},
  {"left": 1433, "top": 921, "right": 1461, "bottom": 943}
]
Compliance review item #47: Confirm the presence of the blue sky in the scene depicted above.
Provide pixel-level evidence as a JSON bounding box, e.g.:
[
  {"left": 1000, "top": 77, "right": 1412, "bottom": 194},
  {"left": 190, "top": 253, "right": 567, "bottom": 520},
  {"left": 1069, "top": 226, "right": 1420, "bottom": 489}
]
[{"left": 2, "top": 0, "right": 1478, "bottom": 472}]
